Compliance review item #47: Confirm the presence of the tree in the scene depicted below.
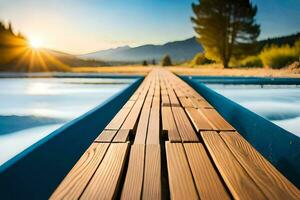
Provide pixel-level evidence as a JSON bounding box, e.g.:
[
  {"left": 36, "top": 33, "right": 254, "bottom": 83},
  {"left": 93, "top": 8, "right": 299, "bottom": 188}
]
[
  {"left": 161, "top": 55, "right": 172, "bottom": 66},
  {"left": 152, "top": 59, "right": 156, "bottom": 65},
  {"left": 142, "top": 60, "right": 148, "bottom": 66},
  {"left": 191, "top": 0, "right": 260, "bottom": 68},
  {"left": 190, "top": 53, "right": 213, "bottom": 66}
]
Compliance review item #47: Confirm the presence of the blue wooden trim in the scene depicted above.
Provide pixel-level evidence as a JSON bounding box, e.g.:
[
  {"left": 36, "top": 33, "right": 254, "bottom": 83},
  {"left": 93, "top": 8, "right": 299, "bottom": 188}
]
[
  {"left": 182, "top": 75, "right": 300, "bottom": 85},
  {"left": 0, "top": 77, "right": 143, "bottom": 199},
  {"left": 182, "top": 76, "right": 300, "bottom": 188},
  {"left": 0, "top": 72, "right": 143, "bottom": 79}
]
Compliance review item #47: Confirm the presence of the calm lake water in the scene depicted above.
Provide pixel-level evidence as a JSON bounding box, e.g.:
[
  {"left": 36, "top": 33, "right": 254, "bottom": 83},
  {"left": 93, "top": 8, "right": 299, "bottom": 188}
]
[
  {"left": 0, "top": 77, "right": 134, "bottom": 165},
  {"left": 207, "top": 84, "right": 300, "bottom": 137}
]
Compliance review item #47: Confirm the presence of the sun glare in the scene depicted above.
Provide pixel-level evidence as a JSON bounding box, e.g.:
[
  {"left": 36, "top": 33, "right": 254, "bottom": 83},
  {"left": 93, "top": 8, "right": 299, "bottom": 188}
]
[{"left": 29, "top": 38, "right": 43, "bottom": 49}]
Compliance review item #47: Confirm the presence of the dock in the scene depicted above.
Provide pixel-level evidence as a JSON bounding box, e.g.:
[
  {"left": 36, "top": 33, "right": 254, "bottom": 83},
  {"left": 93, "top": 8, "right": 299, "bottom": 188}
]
[{"left": 50, "top": 68, "right": 300, "bottom": 199}]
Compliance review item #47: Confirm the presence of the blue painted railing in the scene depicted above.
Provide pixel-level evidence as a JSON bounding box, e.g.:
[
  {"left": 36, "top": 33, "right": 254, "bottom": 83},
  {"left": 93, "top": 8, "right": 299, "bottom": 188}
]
[
  {"left": 0, "top": 77, "right": 143, "bottom": 199},
  {"left": 182, "top": 76, "right": 300, "bottom": 188},
  {"left": 188, "top": 76, "right": 300, "bottom": 85}
]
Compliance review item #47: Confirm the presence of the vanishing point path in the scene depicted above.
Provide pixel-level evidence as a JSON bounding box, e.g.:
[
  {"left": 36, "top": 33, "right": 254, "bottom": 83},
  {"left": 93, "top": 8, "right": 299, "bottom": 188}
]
[{"left": 51, "top": 68, "right": 300, "bottom": 199}]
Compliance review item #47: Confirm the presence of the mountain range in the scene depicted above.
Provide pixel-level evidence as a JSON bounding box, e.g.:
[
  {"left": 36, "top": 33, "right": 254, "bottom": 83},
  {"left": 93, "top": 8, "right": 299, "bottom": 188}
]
[
  {"left": 79, "top": 37, "right": 203, "bottom": 63},
  {"left": 79, "top": 32, "right": 300, "bottom": 64}
]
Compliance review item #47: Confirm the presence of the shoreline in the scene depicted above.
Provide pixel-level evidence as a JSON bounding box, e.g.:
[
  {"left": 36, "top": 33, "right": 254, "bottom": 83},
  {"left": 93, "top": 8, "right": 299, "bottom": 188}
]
[{"left": 0, "top": 65, "right": 299, "bottom": 78}]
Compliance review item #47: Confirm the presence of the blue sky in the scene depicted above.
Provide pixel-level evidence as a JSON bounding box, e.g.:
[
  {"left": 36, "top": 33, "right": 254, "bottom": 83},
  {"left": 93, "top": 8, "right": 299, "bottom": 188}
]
[{"left": 0, "top": 0, "right": 299, "bottom": 54}]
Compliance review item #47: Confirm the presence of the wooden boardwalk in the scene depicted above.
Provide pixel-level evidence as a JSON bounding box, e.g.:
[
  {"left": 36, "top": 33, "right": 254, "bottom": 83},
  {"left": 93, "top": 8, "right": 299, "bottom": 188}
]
[{"left": 51, "top": 68, "right": 300, "bottom": 200}]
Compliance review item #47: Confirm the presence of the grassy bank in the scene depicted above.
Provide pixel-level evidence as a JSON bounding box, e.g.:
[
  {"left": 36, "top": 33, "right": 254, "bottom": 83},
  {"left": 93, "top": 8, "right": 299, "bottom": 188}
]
[{"left": 71, "top": 65, "right": 300, "bottom": 78}]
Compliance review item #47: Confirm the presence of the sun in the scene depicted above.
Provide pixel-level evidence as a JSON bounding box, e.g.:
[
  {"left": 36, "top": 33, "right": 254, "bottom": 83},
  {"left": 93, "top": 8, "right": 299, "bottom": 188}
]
[{"left": 29, "top": 38, "right": 43, "bottom": 49}]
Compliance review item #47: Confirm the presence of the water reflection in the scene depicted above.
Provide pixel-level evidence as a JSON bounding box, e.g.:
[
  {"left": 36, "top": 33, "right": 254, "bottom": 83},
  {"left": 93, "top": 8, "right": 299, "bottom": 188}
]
[
  {"left": 207, "top": 84, "right": 300, "bottom": 137},
  {"left": 0, "top": 77, "right": 134, "bottom": 165}
]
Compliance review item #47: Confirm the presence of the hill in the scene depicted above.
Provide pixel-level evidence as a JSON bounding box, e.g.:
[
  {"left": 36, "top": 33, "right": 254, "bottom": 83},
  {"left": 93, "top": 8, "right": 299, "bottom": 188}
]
[
  {"left": 79, "top": 37, "right": 203, "bottom": 63},
  {"left": 80, "top": 33, "right": 300, "bottom": 63}
]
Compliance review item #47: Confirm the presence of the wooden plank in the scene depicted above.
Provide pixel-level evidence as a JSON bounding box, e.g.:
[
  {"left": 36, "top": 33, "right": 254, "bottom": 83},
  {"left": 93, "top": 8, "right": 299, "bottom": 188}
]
[
  {"left": 123, "top": 100, "right": 136, "bottom": 109},
  {"left": 121, "top": 144, "right": 145, "bottom": 199},
  {"left": 201, "top": 131, "right": 266, "bottom": 199},
  {"left": 113, "top": 129, "right": 131, "bottom": 142},
  {"left": 95, "top": 130, "right": 117, "bottom": 142},
  {"left": 185, "top": 108, "right": 213, "bottom": 131},
  {"left": 220, "top": 131, "right": 300, "bottom": 199},
  {"left": 161, "top": 95, "right": 170, "bottom": 106},
  {"left": 134, "top": 95, "right": 152, "bottom": 144},
  {"left": 178, "top": 97, "right": 194, "bottom": 108},
  {"left": 200, "top": 109, "right": 235, "bottom": 131},
  {"left": 167, "top": 88, "right": 180, "bottom": 106},
  {"left": 81, "top": 143, "right": 129, "bottom": 199},
  {"left": 165, "top": 142, "right": 198, "bottom": 199},
  {"left": 50, "top": 143, "right": 109, "bottom": 199},
  {"left": 105, "top": 108, "right": 131, "bottom": 130},
  {"left": 147, "top": 105, "right": 160, "bottom": 144},
  {"left": 121, "top": 99, "right": 144, "bottom": 130},
  {"left": 197, "top": 100, "right": 213, "bottom": 108},
  {"left": 161, "top": 107, "right": 181, "bottom": 142},
  {"left": 143, "top": 145, "right": 161, "bottom": 200},
  {"left": 172, "top": 107, "right": 199, "bottom": 142},
  {"left": 174, "top": 88, "right": 186, "bottom": 98},
  {"left": 183, "top": 143, "right": 230, "bottom": 200}
]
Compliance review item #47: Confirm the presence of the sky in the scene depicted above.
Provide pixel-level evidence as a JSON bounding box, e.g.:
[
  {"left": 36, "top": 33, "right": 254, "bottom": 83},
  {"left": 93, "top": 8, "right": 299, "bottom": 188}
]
[{"left": 0, "top": 0, "right": 299, "bottom": 54}]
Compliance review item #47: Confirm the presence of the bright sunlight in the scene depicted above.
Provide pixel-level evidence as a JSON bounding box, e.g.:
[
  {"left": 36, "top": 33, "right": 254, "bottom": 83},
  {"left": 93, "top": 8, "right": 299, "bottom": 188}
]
[{"left": 29, "top": 37, "right": 43, "bottom": 49}]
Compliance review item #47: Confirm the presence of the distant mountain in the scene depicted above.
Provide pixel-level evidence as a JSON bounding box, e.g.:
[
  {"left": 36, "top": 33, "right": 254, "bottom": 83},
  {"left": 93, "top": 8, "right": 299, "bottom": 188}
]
[
  {"left": 79, "top": 37, "right": 203, "bottom": 63},
  {"left": 80, "top": 32, "right": 300, "bottom": 63},
  {"left": 44, "top": 49, "right": 106, "bottom": 67}
]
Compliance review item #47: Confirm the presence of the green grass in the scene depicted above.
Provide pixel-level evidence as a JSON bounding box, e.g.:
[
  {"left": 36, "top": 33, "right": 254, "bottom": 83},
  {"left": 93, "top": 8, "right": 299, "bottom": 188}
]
[{"left": 259, "top": 38, "right": 300, "bottom": 69}]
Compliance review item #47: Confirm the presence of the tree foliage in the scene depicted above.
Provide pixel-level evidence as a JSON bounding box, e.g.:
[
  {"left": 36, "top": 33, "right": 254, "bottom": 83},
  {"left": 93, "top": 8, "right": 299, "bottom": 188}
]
[
  {"left": 142, "top": 60, "right": 148, "bottom": 66},
  {"left": 161, "top": 55, "right": 172, "bottom": 66},
  {"left": 191, "top": 0, "right": 260, "bottom": 68},
  {"left": 190, "top": 53, "right": 213, "bottom": 66}
]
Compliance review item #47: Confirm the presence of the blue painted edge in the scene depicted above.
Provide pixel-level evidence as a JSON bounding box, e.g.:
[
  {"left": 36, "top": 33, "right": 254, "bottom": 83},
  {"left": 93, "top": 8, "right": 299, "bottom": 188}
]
[
  {"left": 182, "top": 75, "right": 300, "bottom": 85},
  {"left": 182, "top": 76, "right": 300, "bottom": 189},
  {"left": 0, "top": 77, "right": 143, "bottom": 199}
]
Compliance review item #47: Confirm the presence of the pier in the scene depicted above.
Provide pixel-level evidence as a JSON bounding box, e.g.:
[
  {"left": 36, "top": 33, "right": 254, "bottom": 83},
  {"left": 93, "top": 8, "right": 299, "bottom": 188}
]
[{"left": 50, "top": 68, "right": 300, "bottom": 199}]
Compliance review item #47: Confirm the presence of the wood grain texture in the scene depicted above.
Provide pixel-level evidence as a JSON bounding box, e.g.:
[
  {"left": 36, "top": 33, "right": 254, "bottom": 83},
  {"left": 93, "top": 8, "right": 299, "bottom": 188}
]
[
  {"left": 134, "top": 95, "right": 152, "bottom": 144},
  {"left": 197, "top": 100, "right": 213, "bottom": 108},
  {"left": 165, "top": 142, "right": 198, "bottom": 199},
  {"left": 183, "top": 143, "right": 230, "bottom": 200},
  {"left": 185, "top": 107, "right": 213, "bottom": 131},
  {"left": 121, "top": 144, "right": 145, "bottom": 200},
  {"left": 161, "top": 95, "right": 171, "bottom": 106},
  {"left": 167, "top": 88, "right": 180, "bottom": 106},
  {"left": 199, "top": 109, "right": 235, "bottom": 131},
  {"left": 121, "top": 99, "right": 144, "bottom": 130},
  {"left": 172, "top": 107, "right": 199, "bottom": 142},
  {"left": 147, "top": 105, "right": 160, "bottom": 144},
  {"left": 50, "top": 143, "right": 109, "bottom": 199},
  {"left": 201, "top": 131, "right": 266, "bottom": 199},
  {"left": 95, "top": 130, "right": 117, "bottom": 142},
  {"left": 178, "top": 97, "right": 194, "bottom": 108},
  {"left": 81, "top": 143, "right": 129, "bottom": 200},
  {"left": 220, "top": 131, "right": 300, "bottom": 199},
  {"left": 161, "top": 106, "right": 181, "bottom": 142},
  {"left": 105, "top": 108, "right": 131, "bottom": 130},
  {"left": 123, "top": 100, "right": 136, "bottom": 109},
  {"left": 113, "top": 129, "right": 131, "bottom": 142},
  {"left": 143, "top": 145, "right": 161, "bottom": 200}
]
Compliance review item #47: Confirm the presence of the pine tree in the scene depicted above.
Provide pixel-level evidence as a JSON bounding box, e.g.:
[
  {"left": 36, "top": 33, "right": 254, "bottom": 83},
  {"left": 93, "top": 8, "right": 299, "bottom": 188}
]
[
  {"left": 191, "top": 0, "right": 260, "bottom": 68},
  {"left": 152, "top": 59, "right": 156, "bottom": 65},
  {"left": 161, "top": 55, "right": 172, "bottom": 66},
  {"left": 142, "top": 60, "right": 148, "bottom": 66}
]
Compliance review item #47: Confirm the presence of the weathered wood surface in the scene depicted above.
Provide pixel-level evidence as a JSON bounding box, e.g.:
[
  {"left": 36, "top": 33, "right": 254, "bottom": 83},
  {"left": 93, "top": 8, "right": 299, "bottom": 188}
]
[{"left": 51, "top": 68, "right": 300, "bottom": 199}]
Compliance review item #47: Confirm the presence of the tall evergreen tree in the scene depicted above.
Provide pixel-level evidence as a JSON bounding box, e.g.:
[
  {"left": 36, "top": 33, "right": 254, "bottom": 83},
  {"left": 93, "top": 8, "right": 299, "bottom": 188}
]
[
  {"left": 161, "top": 55, "right": 172, "bottom": 66},
  {"left": 191, "top": 0, "right": 260, "bottom": 68}
]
